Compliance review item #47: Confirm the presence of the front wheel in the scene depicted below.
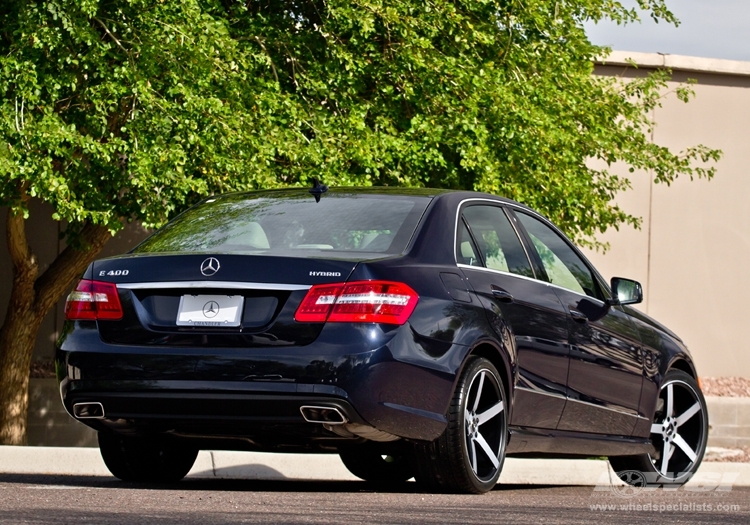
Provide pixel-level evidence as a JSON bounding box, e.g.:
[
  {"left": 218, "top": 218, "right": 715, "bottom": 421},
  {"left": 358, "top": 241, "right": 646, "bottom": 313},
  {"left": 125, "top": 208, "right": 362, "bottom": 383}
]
[
  {"left": 609, "top": 370, "right": 708, "bottom": 486},
  {"left": 98, "top": 432, "right": 199, "bottom": 483},
  {"left": 413, "top": 356, "right": 508, "bottom": 494}
]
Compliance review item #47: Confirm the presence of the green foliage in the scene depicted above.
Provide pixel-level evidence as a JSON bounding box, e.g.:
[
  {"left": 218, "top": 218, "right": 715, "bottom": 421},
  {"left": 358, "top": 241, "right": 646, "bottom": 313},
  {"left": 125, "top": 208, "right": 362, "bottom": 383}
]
[
  {"left": 0, "top": 0, "right": 720, "bottom": 249},
  {"left": 0, "top": 0, "right": 272, "bottom": 233}
]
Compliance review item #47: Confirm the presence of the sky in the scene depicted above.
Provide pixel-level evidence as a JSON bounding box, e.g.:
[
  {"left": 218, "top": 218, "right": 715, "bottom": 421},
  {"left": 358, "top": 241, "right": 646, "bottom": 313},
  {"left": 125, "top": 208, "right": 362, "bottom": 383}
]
[{"left": 584, "top": 0, "right": 750, "bottom": 62}]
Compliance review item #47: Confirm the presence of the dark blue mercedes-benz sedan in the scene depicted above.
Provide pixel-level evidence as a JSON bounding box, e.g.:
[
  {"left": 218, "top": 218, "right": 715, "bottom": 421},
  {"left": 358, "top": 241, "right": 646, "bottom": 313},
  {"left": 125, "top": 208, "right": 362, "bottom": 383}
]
[{"left": 56, "top": 187, "right": 708, "bottom": 493}]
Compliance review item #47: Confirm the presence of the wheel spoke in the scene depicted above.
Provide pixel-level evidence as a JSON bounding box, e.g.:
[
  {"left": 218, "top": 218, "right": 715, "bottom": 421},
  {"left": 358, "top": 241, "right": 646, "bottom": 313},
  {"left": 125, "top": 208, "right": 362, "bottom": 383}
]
[
  {"left": 673, "top": 434, "right": 698, "bottom": 462},
  {"left": 665, "top": 384, "right": 674, "bottom": 418},
  {"left": 475, "top": 432, "right": 500, "bottom": 469},
  {"left": 470, "top": 438, "right": 478, "bottom": 473},
  {"left": 465, "top": 409, "right": 472, "bottom": 430},
  {"left": 651, "top": 423, "right": 664, "bottom": 435},
  {"left": 675, "top": 402, "right": 701, "bottom": 427},
  {"left": 472, "top": 371, "right": 485, "bottom": 412},
  {"left": 477, "top": 400, "right": 504, "bottom": 426},
  {"left": 659, "top": 441, "right": 672, "bottom": 475}
]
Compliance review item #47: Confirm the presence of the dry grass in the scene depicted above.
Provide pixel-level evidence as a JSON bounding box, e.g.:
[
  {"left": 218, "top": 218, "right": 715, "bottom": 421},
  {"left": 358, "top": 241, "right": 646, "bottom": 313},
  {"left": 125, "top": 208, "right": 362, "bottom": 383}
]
[{"left": 705, "top": 446, "right": 750, "bottom": 463}]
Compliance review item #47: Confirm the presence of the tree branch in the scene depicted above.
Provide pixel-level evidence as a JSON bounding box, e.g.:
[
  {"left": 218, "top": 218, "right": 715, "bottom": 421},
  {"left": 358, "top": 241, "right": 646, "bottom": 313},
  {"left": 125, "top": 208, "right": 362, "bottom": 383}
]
[
  {"left": 253, "top": 36, "right": 279, "bottom": 85},
  {"left": 34, "top": 223, "right": 112, "bottom": 316},
  {"left": 93, "top": 17, "right": 130, "bottom": 56},
  {"left": 5, "top": 208, "right": 37, "bottom": 281}
]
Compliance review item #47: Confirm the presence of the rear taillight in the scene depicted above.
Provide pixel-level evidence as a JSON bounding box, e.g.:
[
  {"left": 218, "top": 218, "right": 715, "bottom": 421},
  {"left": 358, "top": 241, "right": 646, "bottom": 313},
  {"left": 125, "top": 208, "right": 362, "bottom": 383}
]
[
  {"left": 294, "top": 281, "right": 418, "bottom": 325},
  {"left": 294, "top": 284, "right": 345, "bottom": 322},
  {"left": 64, "top": 280, "right": 123, "bottom": 321}
]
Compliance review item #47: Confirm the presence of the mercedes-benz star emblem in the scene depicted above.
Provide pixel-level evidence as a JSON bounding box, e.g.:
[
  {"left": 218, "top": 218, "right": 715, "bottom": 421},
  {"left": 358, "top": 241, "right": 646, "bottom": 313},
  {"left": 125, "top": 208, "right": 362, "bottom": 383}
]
[
  {"left": 202, "top": 301, "right": 220, "bottom": 318},
  {"left": 200, "top": 257, "right": 220, "bottom": 276}
]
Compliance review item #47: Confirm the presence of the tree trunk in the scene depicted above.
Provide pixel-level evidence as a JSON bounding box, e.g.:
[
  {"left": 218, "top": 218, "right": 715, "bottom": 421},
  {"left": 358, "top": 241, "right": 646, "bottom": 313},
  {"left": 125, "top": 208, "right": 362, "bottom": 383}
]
[
  {"left": 0, "top": 207, "right": 111, "bottom": 445},
  {"left": 0, "top": 294, "right": 45, "bottom": 445}
]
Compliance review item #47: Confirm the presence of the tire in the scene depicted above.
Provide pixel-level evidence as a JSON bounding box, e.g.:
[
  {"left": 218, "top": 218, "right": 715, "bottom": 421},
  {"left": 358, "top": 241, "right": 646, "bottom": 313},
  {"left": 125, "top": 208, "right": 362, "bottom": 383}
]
[
  {"left": 339, "top": 446, "right": 414, "bottom": 483},
  {"left": 609, "top": 370, "right": 708, "bottom": 486},
  {"left": 98, "top": 432, "right": 199, "bottom": 483},
  {"left": 413, "top": 356, "right": 508, "bottom": 494}
]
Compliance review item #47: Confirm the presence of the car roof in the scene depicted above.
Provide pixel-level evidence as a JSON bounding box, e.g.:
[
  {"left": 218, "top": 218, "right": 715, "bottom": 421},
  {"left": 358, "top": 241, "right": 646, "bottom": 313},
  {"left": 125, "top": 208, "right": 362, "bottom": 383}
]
[
  {"left": 212, "top": 186, "right": 530, "bottom": 209},
  {"left": 203, "top": 187, "right": 546, "bottom": 229}
]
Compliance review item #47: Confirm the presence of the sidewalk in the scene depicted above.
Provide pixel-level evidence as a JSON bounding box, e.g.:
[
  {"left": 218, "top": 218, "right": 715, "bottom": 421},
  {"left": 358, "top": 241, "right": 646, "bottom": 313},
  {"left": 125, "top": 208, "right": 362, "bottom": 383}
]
[{"left": 1, "top": 446, "right": 749, "bottom": 487}]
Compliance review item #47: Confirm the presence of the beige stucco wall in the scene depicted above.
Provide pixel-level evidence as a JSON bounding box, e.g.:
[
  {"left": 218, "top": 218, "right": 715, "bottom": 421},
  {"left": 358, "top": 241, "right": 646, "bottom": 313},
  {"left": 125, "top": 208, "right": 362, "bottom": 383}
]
[{"left": 587, "top": 52, "right": 750, "bottom": 378}]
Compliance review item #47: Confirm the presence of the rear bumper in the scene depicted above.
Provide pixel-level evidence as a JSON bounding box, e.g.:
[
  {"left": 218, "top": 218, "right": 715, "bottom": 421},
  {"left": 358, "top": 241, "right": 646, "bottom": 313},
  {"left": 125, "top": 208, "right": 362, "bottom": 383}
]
[
  {"left": 57, "top": 322, "right": 466, "bottom": 444},
  {"left": 62, "top": 382, "right": 369, "bottom": 451},
  {"left": 63, "top": 381, "right": 361, "bottom": 424}
]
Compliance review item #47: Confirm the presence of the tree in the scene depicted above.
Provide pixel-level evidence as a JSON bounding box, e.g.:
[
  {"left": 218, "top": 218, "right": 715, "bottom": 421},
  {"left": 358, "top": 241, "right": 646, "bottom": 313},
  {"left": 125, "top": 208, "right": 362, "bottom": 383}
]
[
  {"left": 0, "top": 0, "right": 276, "bottom": 444},
  {"left": 0, "top": 0, "right": 720, "bottom": 444}
]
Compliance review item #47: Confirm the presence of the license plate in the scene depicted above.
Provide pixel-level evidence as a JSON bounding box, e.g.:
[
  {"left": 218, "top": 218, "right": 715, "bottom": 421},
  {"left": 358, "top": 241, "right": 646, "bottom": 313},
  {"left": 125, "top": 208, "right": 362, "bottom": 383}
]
[{"left": 176, "top": 295, "right": 244, "bottom": 327}]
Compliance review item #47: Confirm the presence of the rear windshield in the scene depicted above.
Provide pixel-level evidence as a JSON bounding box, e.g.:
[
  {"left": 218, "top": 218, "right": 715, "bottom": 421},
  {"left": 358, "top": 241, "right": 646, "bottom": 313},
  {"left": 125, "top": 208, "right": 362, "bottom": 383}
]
[{"left": 134, "top": 192, "right": 431, "bottom": 257}]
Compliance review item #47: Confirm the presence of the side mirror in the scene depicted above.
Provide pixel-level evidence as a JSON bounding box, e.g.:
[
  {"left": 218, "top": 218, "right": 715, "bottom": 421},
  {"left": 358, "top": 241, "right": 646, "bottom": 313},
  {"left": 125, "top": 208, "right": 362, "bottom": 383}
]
[{"left": 609, "top": 277, "right": 643, "bottom": 306}]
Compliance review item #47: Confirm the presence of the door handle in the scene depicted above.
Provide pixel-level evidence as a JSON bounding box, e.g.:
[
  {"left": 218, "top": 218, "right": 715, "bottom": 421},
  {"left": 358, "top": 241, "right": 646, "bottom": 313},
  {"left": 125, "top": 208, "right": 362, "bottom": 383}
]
[
  {"left": 569, "top": 307, "right": 588, "bottom": 323},
  {"left": 491, "top": 286, "right": 514, "bottom": 303}
]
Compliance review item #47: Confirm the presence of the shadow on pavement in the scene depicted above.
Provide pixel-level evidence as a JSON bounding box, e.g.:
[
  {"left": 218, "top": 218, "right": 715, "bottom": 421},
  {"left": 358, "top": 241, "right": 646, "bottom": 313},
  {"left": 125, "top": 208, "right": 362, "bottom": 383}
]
[{"left": 0, "top": 473, "right": 558, "bottom": 494}]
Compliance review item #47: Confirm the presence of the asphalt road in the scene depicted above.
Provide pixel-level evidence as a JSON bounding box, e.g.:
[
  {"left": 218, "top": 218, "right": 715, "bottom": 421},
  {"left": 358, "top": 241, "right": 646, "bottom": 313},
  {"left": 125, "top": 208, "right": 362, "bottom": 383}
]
[{"left": 0, "top": 474, "right": 747, "bottom": 524}]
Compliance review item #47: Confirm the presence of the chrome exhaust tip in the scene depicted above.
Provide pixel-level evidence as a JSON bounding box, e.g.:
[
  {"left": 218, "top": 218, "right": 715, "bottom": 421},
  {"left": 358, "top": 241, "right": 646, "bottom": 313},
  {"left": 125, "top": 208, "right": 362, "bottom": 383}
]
[
  {"left": 73, "top": 402, "right": 105, "bottom": 419},
  {"left": 300, "top": 405, "right": 347, "bottom": 425}
]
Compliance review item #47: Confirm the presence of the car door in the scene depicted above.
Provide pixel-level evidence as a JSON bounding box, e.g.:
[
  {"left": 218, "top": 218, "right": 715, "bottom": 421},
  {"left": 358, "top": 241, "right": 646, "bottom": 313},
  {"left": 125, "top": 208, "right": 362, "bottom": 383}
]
[
  {"left": 457, "top": 203, "right": 570, "bottom": 430},
  {"left": 513, "top": 211, "right": 645, "bottom": 436}
]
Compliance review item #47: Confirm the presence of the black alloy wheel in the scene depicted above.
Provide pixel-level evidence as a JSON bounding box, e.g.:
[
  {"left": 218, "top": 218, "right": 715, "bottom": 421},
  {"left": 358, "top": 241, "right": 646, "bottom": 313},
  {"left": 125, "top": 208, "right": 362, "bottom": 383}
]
[
  {"left": 610, "top": 370, "right": 708, "bottom": 486},
  {"left": 413, "top": 356, "right": 508, "bottom": 494},
  {"left": 98, "top": 432, "right": 199, "bottom": 483},
  {"left": 339, "top": 447, "right": 414, "bottom": 483}
]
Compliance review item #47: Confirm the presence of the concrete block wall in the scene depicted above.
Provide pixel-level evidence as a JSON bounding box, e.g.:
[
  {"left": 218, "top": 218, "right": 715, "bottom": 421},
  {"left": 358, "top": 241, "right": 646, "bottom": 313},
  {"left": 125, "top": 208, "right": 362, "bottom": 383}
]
[
  {"left": 28, "top": 379, "right": 97, "bottom": 447},
  {"left": 706, "top": 397, "right": 750, "bottom": 449}
]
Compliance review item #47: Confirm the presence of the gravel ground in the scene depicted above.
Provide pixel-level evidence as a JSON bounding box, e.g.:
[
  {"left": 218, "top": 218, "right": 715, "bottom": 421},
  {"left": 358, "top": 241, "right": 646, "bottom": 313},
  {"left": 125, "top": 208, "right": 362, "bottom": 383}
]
[
  {"left": 705, "top": 447, "right": 750, "bottom": 463},
  {"left": 701, "top": 377, "right": 749, "bottom": 463},
  {"left": 701, "top": 377, "right": 750, "bottom": 398}
]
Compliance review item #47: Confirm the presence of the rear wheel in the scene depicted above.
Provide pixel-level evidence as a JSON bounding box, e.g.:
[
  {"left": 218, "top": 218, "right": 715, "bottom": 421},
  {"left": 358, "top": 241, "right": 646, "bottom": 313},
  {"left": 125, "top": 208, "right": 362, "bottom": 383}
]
[
  {"left": 609, "top": 370, "right": 708, "bottom": 486},
  {"left": 98, "top": 432, "right": 199, "bottom": 483},
  {"left": 339, "top": 447, "right": 414, "bottom": 483},
  {"left": 413, "top": 356, "right": 508, "bottom": 494}
]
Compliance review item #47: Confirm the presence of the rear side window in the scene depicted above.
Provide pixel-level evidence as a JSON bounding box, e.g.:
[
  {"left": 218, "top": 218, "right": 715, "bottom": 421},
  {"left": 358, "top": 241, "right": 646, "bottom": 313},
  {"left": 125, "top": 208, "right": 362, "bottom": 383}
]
[
  {"left": 135, "top": 192, "right": 431, "bottom": 258},
  {"left": 457, "top": 220, "right": 481, "bottom": 266},
  {"left": 461, "top": 205, "right": 534, "bottom": 278}
]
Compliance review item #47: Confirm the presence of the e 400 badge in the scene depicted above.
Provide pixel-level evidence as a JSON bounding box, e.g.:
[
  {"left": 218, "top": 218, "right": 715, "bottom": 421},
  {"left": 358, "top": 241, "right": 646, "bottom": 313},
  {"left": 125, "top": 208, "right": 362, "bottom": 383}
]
[{"left": 98, "top": 270, "right": 129, "bottom": 276}]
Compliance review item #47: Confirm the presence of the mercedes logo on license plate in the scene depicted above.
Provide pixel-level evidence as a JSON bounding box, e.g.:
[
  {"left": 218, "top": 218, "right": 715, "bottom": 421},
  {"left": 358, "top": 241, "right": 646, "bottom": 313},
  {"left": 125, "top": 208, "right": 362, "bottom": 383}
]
[
  {"left": 202, "top": 301, "right": 220, "bottom": 318},
  {"left": 200, "top": 257, "right": 220, "bottom": 276}
]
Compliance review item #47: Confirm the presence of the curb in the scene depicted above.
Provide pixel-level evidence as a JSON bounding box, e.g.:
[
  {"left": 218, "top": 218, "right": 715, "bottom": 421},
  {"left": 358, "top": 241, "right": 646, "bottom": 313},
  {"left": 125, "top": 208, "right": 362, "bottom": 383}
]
[{"left": 1, "top": 446, "right": 749, "bottom": 487}]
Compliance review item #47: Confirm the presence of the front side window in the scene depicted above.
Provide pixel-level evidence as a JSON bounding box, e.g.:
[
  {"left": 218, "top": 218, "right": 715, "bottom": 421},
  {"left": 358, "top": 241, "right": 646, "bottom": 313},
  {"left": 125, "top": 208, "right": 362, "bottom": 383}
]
[
  {"left": 516, "top": 212, "right": 598, "bottom": 298},
  {"left": 460, "top": 205, "right": 534, "bottom": 278}
]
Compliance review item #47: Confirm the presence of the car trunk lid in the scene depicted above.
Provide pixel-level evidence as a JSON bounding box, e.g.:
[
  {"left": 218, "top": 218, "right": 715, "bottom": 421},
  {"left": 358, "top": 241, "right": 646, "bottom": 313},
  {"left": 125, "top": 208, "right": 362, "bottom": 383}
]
[{"left": 91, "top": 253, "right": 358, "bottom": 347}]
